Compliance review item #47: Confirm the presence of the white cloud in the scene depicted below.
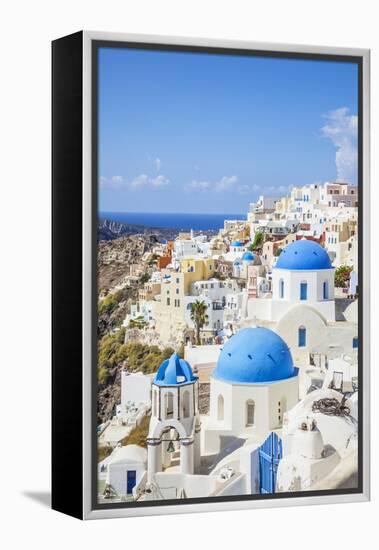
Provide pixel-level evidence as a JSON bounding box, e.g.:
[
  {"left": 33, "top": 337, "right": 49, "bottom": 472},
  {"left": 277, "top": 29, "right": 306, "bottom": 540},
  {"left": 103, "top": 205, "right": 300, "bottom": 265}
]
[
  {"left": 233, "top": 183, "right": 261, "bottom": 195},
  {"left": 214, "top": 175, "right": 238, "bottom": 192},
  {"left": 99, "top": 175, "right": 125, "bottom": 188},
  {"left": 186, "top": 175, "right": 238, "bottom": 193},
  {"left": 237, "top": 184, "right": 251, "bottom": 195},
  {"left": 130, "top": 174, "right": 149, "bottom": 188},
  {"left": 321, "top": 107, "right": 358, "bottom": 184},
  {"left": 151, "top": 174, "right": 169, "bottom": 187},
  {"left": 186, "top": 180, "right": 212, "bottom": 191},
  {"left": 100, "top": 172, "right": 169, "bottom": 190},
  {"left": 130, "top": 173, "right": 170, "bottom": 189},
  {"left": 154, "top": 158, "right": 162, "bottom": 172}
]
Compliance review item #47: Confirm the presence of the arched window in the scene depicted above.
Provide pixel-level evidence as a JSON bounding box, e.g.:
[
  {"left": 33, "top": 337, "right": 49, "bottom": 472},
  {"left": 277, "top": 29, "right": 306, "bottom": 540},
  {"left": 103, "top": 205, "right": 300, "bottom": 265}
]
[
  {"left": 279, "top": 278, "right": 284, "bottom": 299},
  {"left": 165, "top": 392, "right": 174, "bottom": 419},
  {"left": 217, "top": 394, "right": 224, "bottom": 421},
  {"left": 300, "top": 281, "right": 308, "bottom": 300},
  {"left": 246, "top": 400, "right": 255, "bottom": 426},
  {"left": 298, "top": 326, "right": 306, "bottom": 347},
  {"left": 182, "top": 390, "right": 190, "bottom": 418},
  {"left": 353, "top": 337, "right": 358, "bottom": 349},
  {"left": 323, "top": 281, "right": 328, "bottom": 300}
]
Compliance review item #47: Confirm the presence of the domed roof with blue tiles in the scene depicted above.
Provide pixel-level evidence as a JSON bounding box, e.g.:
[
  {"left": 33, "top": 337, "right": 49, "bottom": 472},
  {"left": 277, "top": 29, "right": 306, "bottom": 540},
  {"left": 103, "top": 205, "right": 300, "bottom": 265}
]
[
  {"left": 242, "top": 251, "right": 254, "bottom": 262},
  {"left": 213, "top": 327, "right": 296, "bottom": 384},
  {"left": 154, "top": 353, "right": 197, "bottom": 386},
  {"left": 275, "top": 239, "right": 332, "bottom": 270},
  {"left": 231, "top": 240, "right": 242, "bottom": 247}
]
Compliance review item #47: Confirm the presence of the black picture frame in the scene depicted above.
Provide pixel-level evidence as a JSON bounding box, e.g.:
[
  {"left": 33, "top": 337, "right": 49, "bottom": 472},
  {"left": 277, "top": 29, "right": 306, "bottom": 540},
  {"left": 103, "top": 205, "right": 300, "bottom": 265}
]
[{"left": 52, "top": 31, "right": 370, "bottom": 520}]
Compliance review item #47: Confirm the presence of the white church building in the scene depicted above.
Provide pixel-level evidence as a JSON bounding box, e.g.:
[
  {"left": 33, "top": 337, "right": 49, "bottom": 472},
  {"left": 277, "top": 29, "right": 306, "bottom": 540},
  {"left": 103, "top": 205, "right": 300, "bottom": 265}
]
[
  {"left": 244, "top": 239, "right": 358, "bottom": 365},
  {"left": 201, "top": 326, "right": 299, "bottom": 454},
  {"left": 247, "top": 239, "right": 335, "bottom": 322}
]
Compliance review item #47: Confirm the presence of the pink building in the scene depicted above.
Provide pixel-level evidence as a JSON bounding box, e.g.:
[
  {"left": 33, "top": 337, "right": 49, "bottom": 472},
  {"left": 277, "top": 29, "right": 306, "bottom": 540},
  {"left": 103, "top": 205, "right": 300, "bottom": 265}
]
[{"left": 322, "top": 182, "right": 358, "bottom": 208}]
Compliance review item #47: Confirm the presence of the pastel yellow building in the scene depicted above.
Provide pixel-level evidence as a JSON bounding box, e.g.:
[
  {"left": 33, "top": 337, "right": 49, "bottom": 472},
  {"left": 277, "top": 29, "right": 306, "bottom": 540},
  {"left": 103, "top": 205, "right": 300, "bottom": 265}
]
[
  {"left": 180, "top": 257, "right": 215, "bottom": 293},
  {"left": 274, "top": 196, "right": 291, "bottom": 216},
  {"left": 154, "top": 258, "right": 215, "bottom": 346}
]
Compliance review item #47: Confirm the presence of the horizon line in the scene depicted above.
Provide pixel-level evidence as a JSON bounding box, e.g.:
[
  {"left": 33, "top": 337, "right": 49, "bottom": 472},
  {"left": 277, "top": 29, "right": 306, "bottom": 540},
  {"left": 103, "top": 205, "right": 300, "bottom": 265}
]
[{"left": 99, "top": 210, "right": 247, "bottom": 216}]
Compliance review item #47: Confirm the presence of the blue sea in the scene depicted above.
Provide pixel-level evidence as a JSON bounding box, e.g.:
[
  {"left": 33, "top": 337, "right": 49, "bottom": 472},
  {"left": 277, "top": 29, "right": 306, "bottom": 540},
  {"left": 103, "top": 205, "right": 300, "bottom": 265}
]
[{"left": 100, "top": 211, "right": 246, "bottom": 231}]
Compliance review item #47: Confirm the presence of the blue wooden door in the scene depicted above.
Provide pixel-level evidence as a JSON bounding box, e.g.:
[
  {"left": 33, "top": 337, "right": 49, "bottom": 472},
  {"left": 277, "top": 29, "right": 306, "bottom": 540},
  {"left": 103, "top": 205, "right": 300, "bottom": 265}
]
[
  {"left": 259, "top": 432, "right": 282, "bottom": 494},
  {"left": 126, "top": 470, "right": 137, "bottom": 494}
]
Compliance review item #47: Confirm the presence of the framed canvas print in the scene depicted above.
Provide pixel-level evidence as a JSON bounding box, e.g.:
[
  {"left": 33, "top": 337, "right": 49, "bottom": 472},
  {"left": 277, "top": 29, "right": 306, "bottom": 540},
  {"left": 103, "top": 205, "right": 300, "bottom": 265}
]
[{"left": 52, "top": 31, "right": 370, "bottom": 520}]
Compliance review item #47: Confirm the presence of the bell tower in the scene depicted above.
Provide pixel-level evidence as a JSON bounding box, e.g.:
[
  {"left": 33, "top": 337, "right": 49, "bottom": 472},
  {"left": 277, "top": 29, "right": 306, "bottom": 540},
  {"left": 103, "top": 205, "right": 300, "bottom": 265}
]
[{"left": 147, "top": 353, "right": 201, "bottom": 482}]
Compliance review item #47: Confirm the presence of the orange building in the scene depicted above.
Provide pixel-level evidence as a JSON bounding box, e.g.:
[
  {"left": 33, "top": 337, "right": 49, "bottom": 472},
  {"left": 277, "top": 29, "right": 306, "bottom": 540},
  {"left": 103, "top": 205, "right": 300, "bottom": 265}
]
[{"left": 157, "top": 240, "right": 174, "bottom": 269}]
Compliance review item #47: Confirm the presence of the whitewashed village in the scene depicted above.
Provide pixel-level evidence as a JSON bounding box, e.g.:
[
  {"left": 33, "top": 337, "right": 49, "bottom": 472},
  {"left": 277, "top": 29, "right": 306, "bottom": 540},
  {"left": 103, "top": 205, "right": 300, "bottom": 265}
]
[{"left": 97, "top": 180, "right": 359, "bottom": 503}]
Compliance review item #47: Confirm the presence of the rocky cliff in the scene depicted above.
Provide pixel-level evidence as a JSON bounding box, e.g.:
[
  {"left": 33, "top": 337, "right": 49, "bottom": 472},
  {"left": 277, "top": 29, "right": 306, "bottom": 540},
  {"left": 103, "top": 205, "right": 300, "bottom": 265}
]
[
  {"left": 98, "top": 219, "right": 146, "bottom": 240},
  {"left": 97, "top": 365, "right": 122, "bottom": 424},
  {"left": 98, "top": 233, "right": 158, "bottom": 293},
  {"left": 99, "top": 218, "right": 183, "bottom": 242}
]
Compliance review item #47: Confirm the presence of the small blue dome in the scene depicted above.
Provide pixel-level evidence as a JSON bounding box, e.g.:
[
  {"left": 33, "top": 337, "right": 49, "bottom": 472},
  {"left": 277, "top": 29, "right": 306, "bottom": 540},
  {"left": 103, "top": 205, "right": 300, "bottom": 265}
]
[
  {"left": 231, "top": 240, "right": 242, "bottom": 247},
  {"left": 275, "top": 239, "right": 332, "bottom": 270},
  {"left": 154, "top": 353, "right": 197, "bottom": 386},
  {"left": 213, "top": 327, "right": 296, "bottom": 384},
  {"left": 242, "top": 251, "right": 254, "bottom": 262}
]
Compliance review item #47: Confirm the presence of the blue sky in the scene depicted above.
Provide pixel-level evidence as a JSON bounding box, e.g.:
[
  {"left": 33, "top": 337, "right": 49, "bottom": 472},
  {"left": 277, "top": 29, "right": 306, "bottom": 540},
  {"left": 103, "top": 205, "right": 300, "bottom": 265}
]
[{"left": 98, "top": 47, "right": 358, "bottom": 214}]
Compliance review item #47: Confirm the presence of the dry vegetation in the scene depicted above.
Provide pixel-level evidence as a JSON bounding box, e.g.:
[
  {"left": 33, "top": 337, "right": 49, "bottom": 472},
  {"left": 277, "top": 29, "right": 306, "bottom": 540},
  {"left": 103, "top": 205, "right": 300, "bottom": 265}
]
[{"left": 120, "top": 415, "right": 151, "bottom": 448}]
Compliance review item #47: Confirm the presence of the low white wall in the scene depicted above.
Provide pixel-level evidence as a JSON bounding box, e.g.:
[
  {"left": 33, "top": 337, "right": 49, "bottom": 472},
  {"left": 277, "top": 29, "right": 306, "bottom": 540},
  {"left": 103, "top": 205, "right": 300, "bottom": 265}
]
[
  {"left": 154, "top": 472, "right": 218, "bottom": 498},
  {"left": 121, "top": 372, "right": 151, "bottom": 406},
  {"left": 215, "top": 473, "right": 246, "bottom": 496},
  {"left": 277, "top": 451, "right": 340, "bottom": 492}
]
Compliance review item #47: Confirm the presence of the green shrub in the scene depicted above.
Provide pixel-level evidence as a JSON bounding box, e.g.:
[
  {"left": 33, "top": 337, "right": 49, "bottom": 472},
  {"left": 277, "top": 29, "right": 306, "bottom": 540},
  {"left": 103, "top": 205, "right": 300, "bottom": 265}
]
[
  {"left": 98, "top": 291, "right": 124, "bottom": 316},
  {"left": 98, "top": 366, "right": 108, "bottom": 385},
  {"left": 128, "top": 316, "right": 148, "bottom": 329},
  {"left": 139, "top": 272, "right": 150, "bottom": 284},
  {"left": 335, "top": 265, "right": 353, "bottom": 288},
  {"left": 251, "top": 231, "right": 264, "bottom": 249},
  {"left": 98, "top": 331, "right": 174, "bottom": 375}
]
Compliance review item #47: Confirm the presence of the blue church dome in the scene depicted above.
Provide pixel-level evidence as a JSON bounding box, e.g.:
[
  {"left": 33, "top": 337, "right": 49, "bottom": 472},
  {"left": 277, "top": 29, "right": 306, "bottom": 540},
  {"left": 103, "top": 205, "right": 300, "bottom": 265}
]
[
  {"left": 242, "top": 251, "right": 254, "bottom": 262},
  {"left": 231, "top": 240, "right": 242, "bottom": 247},
  {"left": 154, "top": 353, "right": 197, "bottom": 386},
  {"left": 275, "top": 239, "right": 332, "bottom": 270},
  {"left": 213, "top": 327, "right": 296, "bottom": 384}
]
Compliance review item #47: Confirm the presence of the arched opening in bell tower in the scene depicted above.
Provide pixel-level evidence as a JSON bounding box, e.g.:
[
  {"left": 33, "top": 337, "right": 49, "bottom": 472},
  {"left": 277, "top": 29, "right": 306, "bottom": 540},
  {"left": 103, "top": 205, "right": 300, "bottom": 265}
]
[{"left": 160, "top": 426, "right": 182, "bottom": 471}]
